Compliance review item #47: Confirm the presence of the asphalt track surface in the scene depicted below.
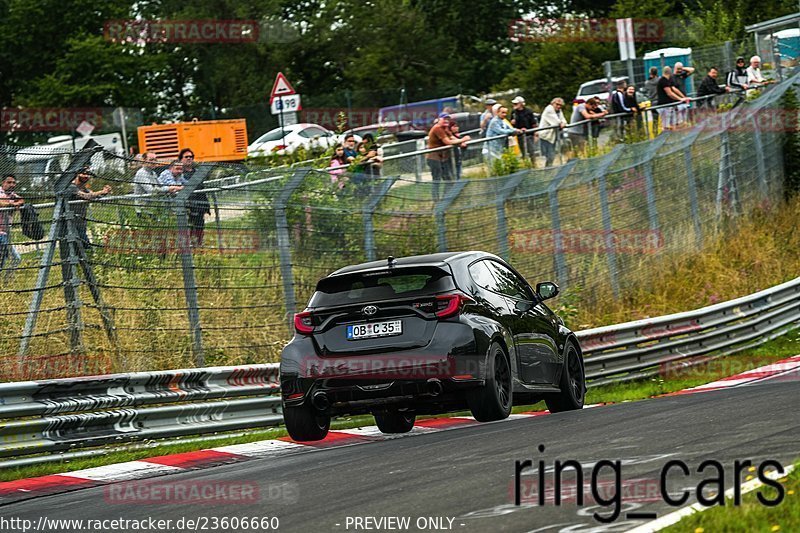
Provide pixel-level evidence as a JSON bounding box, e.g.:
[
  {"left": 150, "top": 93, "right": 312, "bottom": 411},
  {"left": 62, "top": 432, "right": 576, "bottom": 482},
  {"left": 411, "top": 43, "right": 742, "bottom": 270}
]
[{"left": 1, "top": 375, "right": 798, "bottom": 533}]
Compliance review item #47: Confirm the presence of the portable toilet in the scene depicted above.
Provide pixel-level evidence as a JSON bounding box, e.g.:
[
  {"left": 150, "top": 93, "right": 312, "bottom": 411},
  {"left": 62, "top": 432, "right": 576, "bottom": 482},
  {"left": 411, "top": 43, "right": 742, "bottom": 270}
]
[
  {"left": 773, "top": 28, "right": 800, "bottom": 66},
  {"left": 643, "top": 47, "right": 694, "bottom": 94}
]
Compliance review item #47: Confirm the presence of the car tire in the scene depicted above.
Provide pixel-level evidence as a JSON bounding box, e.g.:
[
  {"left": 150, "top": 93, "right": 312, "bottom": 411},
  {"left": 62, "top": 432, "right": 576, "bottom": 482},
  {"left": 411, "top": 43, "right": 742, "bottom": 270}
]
[
  {"left": 283, "top": 402, "right": 330, "bottom": 442},
  {"left": 374, "top": 410, "right": 416, "bottom": 434},
  {"left": 467, "top": 342, "right": 513, "bottom": 422},
  {"left": 545, "top": 342, "right": 586, "bottom": 413}
]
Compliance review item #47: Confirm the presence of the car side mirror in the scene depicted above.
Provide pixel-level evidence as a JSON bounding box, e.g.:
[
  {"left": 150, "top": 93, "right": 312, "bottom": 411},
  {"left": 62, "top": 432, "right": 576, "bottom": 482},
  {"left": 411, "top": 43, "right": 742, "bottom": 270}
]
[
  {"left": 515, "top": 299, "right": 534, "bottom": 314},
  {"left": 536, "top": 281, "right": 559, "bottom": 301}
]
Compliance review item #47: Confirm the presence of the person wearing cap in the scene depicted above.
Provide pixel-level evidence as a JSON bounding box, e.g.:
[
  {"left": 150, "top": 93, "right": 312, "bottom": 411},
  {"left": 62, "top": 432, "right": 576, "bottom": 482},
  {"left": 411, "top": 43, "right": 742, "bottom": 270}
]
[
  {"left": 66, "top": 167, "right": 112, "bottom": 249},
  {"left": 480, "top": 98, "right": 497, "bottom": 136},
  {"left": 726, "top": 57, "right": 749, "bottom": 93},
  {"left": 426, "top": 113, "right": 470, "bottom": 201},
  {"left": 511, "top": 96, "right": 538, "bottom": 162}
]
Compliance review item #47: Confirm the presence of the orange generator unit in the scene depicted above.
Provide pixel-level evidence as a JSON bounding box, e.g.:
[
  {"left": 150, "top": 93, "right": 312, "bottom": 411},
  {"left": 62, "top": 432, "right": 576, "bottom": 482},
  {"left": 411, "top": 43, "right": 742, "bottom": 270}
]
[{"left": 137, "top": 119, "right": 248, "bottom": 162}]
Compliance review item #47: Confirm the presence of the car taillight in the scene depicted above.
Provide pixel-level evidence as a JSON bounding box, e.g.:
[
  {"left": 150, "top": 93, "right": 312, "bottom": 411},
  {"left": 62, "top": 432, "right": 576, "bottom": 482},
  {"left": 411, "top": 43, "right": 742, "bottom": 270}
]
[
  {"left": 294, "top": 312, "right": 314, "bottom": 334},
  {"left": 271, "top": 145, "right": 287, "bottom": 152},
  {"left": 435, "top": 293, "right": 474, "bottom": 319}
]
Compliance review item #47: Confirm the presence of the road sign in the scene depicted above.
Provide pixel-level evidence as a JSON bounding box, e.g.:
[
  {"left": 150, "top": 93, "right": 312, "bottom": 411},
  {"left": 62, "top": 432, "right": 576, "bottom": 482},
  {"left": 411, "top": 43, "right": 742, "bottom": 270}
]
[
  {"left": 269, "top": 72, "right": 296, "bottom": 103},
  {"left": 271, "top": 94, "right": 302, "bottom": 115},
  {"left": 76, "top": 120, "right": 95, "bottom": 137}
]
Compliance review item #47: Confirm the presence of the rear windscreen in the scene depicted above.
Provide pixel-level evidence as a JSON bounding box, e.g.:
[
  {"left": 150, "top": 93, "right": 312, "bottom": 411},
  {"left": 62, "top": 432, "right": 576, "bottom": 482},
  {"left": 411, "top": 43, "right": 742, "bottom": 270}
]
[{"left": 309, "top": 266, "right": 456, "bottom": 307}]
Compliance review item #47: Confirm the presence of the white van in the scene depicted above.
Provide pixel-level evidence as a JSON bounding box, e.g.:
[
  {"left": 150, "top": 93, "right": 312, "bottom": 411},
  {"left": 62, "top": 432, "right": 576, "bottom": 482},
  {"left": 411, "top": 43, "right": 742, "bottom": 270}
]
[{"left": 14, "top": 133, "right": 125, "bottom": 191}]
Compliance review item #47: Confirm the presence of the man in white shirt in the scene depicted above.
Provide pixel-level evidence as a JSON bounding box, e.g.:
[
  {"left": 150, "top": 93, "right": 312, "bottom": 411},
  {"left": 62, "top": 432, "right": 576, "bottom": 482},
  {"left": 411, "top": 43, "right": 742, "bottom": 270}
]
[
  {"left": 746, "top": 56, "right": 774, "bottom": 87},
  {"left": 539, "top": 98, "right": 567, "bottom": 167}
]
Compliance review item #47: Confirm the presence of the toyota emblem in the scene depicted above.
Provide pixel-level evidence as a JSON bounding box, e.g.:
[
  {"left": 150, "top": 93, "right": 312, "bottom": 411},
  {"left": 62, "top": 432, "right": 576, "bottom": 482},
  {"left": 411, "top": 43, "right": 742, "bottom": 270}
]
[{"left": 362, "top": 305, "right": 378, "bottom": 316}]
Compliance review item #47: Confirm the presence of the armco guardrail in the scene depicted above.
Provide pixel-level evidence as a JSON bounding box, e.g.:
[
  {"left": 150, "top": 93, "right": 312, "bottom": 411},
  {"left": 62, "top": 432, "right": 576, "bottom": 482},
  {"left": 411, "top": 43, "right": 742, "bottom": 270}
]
[
  {"left": 1, "top": 277, "right": 798, "bottom": 465},
  {"left": 578, "top": 276, "right": 800, "bottom": 386},
  {"left": 0, "top": 365, "right": 280, "bottom": 460}
]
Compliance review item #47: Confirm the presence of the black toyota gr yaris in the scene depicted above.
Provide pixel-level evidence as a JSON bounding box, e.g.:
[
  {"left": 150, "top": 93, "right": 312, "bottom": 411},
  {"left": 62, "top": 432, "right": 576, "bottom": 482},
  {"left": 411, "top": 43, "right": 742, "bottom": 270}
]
[{"left": 280, "top": 251, "right": 586, "bottom": 441}]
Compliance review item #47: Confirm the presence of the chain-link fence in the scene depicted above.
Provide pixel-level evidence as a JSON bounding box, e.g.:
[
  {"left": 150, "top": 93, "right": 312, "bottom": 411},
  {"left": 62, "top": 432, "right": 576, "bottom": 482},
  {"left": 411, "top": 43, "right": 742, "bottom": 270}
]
[{"left": 0, "top": 74, "right": 795, "bottom": 380}]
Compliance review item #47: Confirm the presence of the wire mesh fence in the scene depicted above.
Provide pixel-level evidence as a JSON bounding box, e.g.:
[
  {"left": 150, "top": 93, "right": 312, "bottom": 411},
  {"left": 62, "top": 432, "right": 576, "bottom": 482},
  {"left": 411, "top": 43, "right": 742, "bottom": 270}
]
[{"left": 0, "top": 74, "right": 795, "bottom": 380}]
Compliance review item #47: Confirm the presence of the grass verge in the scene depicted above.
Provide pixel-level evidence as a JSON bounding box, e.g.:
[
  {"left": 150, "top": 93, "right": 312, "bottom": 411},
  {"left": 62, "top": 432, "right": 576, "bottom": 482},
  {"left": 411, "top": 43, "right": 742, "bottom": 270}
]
[
  {"left": 2, "top": 330, "right": 796, "bottom": 483},
  {"left": 663, "top": 461, "right": 800, "bottom": 533}
]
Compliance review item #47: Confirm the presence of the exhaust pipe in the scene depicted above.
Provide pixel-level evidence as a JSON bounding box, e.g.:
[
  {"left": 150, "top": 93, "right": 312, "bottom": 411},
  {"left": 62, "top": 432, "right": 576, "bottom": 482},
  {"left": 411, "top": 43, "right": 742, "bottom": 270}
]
[
  {"left": 311, "top": 391, "right": 330, "bottom": 411},
  {"left": 427, "top": 379, "right": 443, "bottom": 397}
]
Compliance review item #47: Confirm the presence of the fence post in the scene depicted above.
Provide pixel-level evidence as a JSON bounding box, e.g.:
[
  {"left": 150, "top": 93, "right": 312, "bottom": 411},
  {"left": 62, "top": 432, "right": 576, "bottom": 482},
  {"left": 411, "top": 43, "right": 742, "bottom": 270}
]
[
  {"left": 716, "top": 131, "right": 730, "bottom": 218},
  {"left": 548, "top": 160, "right": 578, "bottom": 283},
  {"left": 211, "top": 191, "right": 224, "bottom": 254},
  {"left": 751, "top": 117, "right": 769, "bottom": 198},
  {"left": 643, "top": 135, "right": 668, "bottom": 234},
  {"left": 18, "top": 145, "right": 100, "bottom": 367},
  {"left": 494, "top": 171, "right": 528, "bottom": 261},
  {"left": 173, "top": 164, "right": 213, "bottom": 367},
  {"left": 363, "top": 176, "right": 398, "bottom": 261},
  {"left": 434, "top": 180, "right": 469, "bottom": 253},
  {"left": 274, "top": 170, "right": 309, "bottom": 325},
  {"left": 59, "top": 208, "right": 85, "bottom": 357},
  {"left": 594, "top": 146, "right": 625, "bottom": 299},
  {"left": 684, "top": 147, "right": 703, "bottom": 249}
]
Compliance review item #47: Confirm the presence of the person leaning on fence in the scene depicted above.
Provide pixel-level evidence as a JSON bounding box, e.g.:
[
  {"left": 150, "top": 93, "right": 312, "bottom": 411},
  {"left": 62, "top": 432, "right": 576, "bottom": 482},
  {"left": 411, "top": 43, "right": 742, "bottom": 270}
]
[
  {"left": 426, "top": 113, "right": 469, "bottom": 201},
  {"left": 328, "top": 143, "right": 348, "bottom": 189},
  {"left": 746, "top": 56, "right": 776, "bottom": 92},
  {"left": 567, "top": 97, "right": 606, "bottom": 152},
  {"left": 726, "top": 57, "right": 749, "bottom": 92},
  {"left": 133, "top": 152, "right": 181, "bottom": 216},
  {"left": 656, "top": 67, "right": 690, "bottom": 131},
  {"left": 539, "top": 98, "right": 567, "bottom": 167},
  {"left": 448, "top": 121, "right": 466, "bottom": 180},
  {"left": 510, "top": 96, "right": 538, "bottom": 162},
  {"left": 486, "top": 106, "right": 523, "bottom": 165},
  {"left": 66, "top": 167, "right": 112, "bottom": 249},
  {"left": 0, "top": 174, "right": 24, "bottom": 275},
  {"left": 643, "top": 67, "right": 660, "bottom": 132},
  {"left": 696, "top": 67, "right": 729, "bottom": 110},
  {"left": 611, "top": 80, "right": 636, "bottom": 139}
]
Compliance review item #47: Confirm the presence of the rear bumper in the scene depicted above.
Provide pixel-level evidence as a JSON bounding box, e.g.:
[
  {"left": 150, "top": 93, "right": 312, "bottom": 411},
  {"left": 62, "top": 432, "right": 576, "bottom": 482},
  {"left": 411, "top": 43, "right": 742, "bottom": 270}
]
[{"left": 281, "top": 351, "right": 486, "bottom": 414}]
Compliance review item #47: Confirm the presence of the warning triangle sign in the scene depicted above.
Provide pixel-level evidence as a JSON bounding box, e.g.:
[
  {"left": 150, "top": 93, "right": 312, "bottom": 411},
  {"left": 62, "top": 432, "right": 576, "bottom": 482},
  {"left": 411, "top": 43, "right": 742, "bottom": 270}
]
[{"left": 269, "top": 72, "right": 296, "bottom": 103}]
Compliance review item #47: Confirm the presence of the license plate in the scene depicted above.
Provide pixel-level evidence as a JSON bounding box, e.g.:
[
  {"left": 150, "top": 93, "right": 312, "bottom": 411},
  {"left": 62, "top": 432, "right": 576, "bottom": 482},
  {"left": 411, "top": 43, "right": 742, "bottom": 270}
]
[{"left": 347, "top": 320, "right": 403, "bottom": 340}]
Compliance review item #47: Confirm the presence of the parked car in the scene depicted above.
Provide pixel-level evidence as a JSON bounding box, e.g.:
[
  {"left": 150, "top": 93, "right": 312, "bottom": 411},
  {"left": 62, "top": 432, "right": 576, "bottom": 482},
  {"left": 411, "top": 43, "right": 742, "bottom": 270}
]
[
  {"left": 247, "top": 123, "right": 337, "bottom": 156},
  {"left": 574, "top": 76, "right": 629, "bottom": 105},
  {"left": 280, "top": 251, "right": 586, "bottom": 441},
  {"left": 343, "top": 120, "right": 419, "bottom": 145}
]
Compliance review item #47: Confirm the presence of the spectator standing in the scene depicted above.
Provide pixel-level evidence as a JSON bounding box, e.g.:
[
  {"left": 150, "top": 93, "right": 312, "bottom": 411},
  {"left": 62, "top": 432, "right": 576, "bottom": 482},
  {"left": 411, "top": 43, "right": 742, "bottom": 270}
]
[
  {"left": 0, "top": 174, "right": 24, "bottom": 274},
  {"left": 610, "top": 80, "right": 636, "bottom": 139},
  {"left": 696, "top": 67, "right": 729, "bottom": 109},
  {"left": 179, "top": 148, "right": 210, "bottom": 246},
  {"left": 426, "top": 113, "right": 469, "bottom": 201},
  {"left": 644, "top": 67, "right": 660, "bottom": 132},
  {"left": 673, "top": 63, "right": 694, "bottom": 126},
  {"left": 133, "top": 152, "right": 180, "bottom": 215},
  {"left": 726, "top": 57, "right": 750, "bottom": 92},
  {"left": 158, "top": 160, "right": 186, "bottom": 187},
  {"left": 448, "top": 121, "right": 466, "bottom": 180},
  {"left": 479, "top": 98, "right": 497, "bottom": 135},
  {"left": 486, "top": 106, "right": 523, "bottom": 165},
  {"left": 66, "top": 167, "right": 112, "bottom": 249},
  {"left": 353, "top": 141, "right": 383, "bottom": 178},
  {"left": 624, "top": 85, "right": 641, "bottom": 131},
  {"left": 567, "top": 97, "right": 607, "bottom": 152},
  {"left": 656, "top": 67, "right": 690, "bottom": 131},
  {"left": 510, "top": 96, "right": 538, "bottom": 162},
  {"left": 539, "top": 98, "right": 567, "bottom": 167},
  {"left": 342, "top": 135, "right": 358, "bottom": 161},
  {"left": 328, "top": 144, "right": 348, "bottom": 188},
  {"left": 746, "top": 56, "right": 775, "bottom": 89}
]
